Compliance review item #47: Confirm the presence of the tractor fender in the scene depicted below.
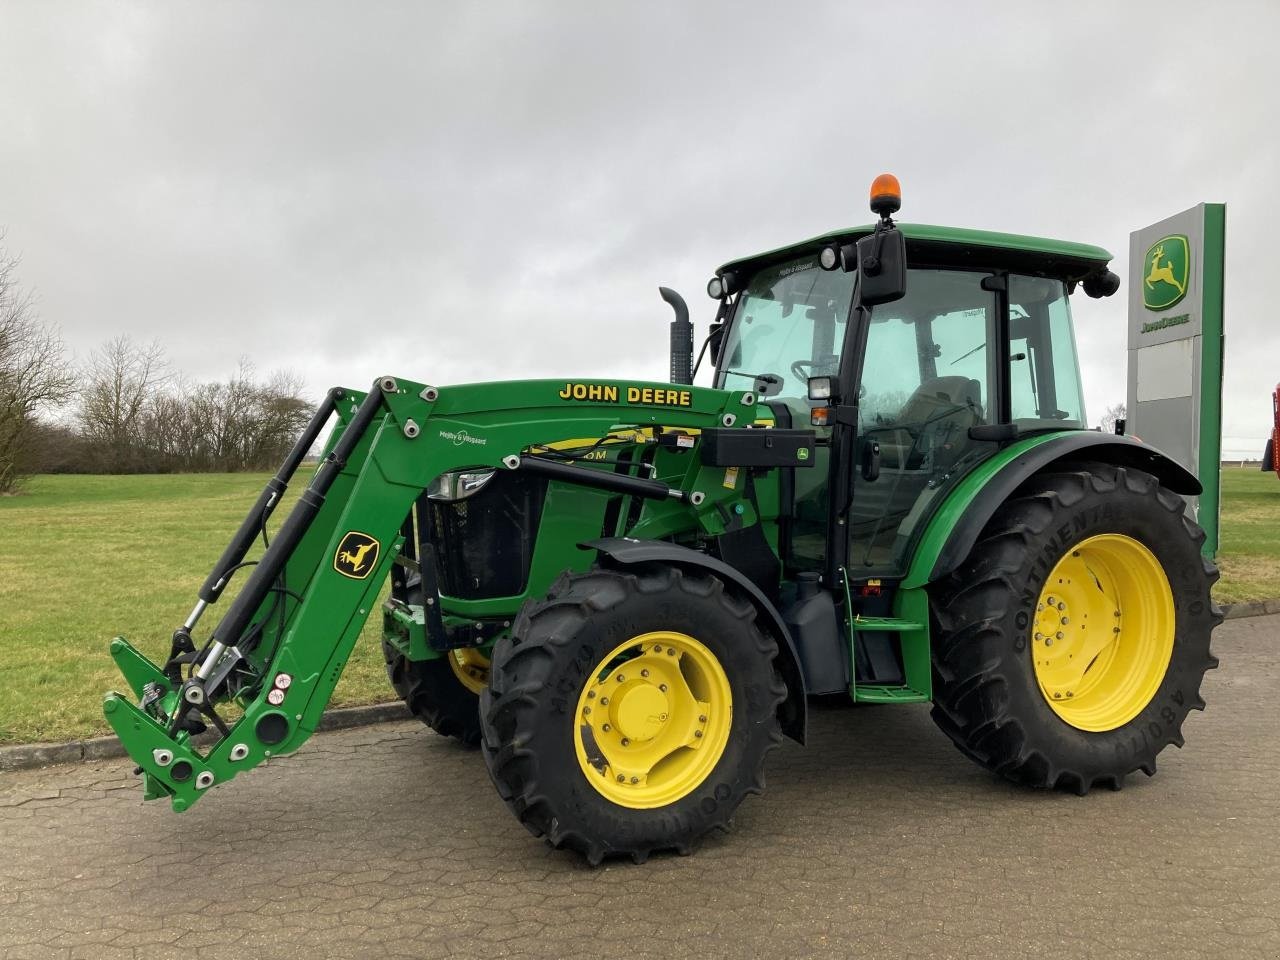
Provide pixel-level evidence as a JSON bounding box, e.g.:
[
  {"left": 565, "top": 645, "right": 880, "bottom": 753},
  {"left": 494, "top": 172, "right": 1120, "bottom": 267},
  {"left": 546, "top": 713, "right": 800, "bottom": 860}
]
[
  {"left": 587, "top": 537, "right": 807, "bottom": 745},
  {"left": 921, "top": 432, "right": 1201, "bottom": 586}
]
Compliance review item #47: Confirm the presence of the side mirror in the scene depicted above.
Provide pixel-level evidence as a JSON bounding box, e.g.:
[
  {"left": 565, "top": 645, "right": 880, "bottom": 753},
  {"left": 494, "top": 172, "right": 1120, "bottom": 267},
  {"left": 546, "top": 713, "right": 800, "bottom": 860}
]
[{"left": 855, "top": 226, "right": 907, "bottom": 307}]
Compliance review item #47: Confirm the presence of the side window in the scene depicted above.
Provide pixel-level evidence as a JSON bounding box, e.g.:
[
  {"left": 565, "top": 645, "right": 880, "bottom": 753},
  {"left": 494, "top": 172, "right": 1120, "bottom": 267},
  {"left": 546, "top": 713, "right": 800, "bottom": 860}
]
[
  {"left": 859, "top": 270, "right": 994, "bottom": 437},
  {"left": 858, "top": 318, "right": 918, "bottom": 424},
  {"left": 1008, "top": 277, "right": 1087, "bottom": 428}
]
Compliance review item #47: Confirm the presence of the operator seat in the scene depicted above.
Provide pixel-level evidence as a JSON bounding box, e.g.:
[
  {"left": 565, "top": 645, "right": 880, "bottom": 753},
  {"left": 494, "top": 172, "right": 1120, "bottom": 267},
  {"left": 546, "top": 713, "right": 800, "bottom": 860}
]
[{"left": 876, "top": 376, "right": 983, "bottom": 470}]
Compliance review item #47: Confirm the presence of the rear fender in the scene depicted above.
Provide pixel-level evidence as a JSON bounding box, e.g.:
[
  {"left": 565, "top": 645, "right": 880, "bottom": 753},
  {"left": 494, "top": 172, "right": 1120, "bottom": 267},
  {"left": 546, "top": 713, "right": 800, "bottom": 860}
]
[
  {"left": 587, "top": 537, "right": 807, "bottom": 744},
  {"left": 904, "top": 432, "right": 1200, "bottom": 589}
]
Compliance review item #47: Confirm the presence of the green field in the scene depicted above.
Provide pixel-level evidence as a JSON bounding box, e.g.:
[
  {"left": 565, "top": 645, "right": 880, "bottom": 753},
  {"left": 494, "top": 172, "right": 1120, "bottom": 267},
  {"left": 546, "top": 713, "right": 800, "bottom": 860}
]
[
  {"left": 1214, "top": 467, "right": 1280, "bottom": 602},
  {"left": 2, "top": 469, "right": 1276, "bottom": 744},
  {"left": 0, "top": 475, "right": 390, "bottom": 744}
]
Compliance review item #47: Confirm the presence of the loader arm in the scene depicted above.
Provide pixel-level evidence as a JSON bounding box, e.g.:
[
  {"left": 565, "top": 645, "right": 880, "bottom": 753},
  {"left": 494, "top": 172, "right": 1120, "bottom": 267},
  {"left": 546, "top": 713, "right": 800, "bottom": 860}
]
[{"left": 104, "top": 375, "right": 766, "bottom": 811}]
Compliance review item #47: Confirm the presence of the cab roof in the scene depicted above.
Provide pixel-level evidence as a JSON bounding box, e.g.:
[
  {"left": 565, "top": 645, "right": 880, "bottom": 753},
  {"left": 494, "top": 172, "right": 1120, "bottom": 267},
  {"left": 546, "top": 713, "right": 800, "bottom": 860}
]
[{"left": 717, "top": 223, "right": 1114, "bottom": 283}]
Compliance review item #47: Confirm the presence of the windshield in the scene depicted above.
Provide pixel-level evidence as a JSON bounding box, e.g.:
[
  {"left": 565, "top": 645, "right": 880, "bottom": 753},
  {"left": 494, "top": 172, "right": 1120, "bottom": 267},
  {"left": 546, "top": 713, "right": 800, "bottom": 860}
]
[{"left": 716, "top": 256, "right": 856, "bottom": 400}]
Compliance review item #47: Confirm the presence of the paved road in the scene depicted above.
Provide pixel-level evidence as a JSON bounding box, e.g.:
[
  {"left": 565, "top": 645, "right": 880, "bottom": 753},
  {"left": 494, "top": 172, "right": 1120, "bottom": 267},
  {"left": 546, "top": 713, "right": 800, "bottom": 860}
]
[{"left": 1, "top": 615, "right": 1277, "bottom": 960}]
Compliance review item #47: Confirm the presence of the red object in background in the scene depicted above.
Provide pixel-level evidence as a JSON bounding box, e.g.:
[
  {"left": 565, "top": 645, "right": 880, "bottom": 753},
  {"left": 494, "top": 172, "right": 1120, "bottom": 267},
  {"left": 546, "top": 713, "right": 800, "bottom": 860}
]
[{"left": 1273, "top": 385, "right": 1280, "bottom": 478}]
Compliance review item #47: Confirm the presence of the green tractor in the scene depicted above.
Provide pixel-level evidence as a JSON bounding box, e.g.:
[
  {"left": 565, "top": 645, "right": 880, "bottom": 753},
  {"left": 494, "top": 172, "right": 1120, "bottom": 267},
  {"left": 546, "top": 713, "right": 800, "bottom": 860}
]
[{"left": 104, "top": 175, "right": 1220, "bottom": 864}]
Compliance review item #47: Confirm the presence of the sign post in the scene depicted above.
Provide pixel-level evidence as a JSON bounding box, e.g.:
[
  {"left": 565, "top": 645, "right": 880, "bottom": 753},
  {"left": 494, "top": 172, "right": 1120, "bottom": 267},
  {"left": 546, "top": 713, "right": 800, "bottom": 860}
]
[{"left": 1125, "top": 203, "right": 1226, "bottom": 557}]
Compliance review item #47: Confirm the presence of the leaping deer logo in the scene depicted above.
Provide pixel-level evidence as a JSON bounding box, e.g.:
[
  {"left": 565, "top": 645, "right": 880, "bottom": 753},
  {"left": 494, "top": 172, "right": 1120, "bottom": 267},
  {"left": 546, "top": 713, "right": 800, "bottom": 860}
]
[
  {"left": 334, "top": 532, "right": 380, "bottom": 579},
  {"left": 1141, "top": 234, "right": 1190, "bottom": 311},
  {"left": 339, "top": 542, "right": 375, "bottom": 573},
  {"left": 1145, "top": 244, "right": 1185, "bottom": 296}
]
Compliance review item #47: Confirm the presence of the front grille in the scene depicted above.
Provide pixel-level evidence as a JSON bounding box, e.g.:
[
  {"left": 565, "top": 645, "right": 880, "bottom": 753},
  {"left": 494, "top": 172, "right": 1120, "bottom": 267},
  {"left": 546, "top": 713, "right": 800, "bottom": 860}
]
[{"left": 418, "top": 473, "right": 548, "bottom": 600}]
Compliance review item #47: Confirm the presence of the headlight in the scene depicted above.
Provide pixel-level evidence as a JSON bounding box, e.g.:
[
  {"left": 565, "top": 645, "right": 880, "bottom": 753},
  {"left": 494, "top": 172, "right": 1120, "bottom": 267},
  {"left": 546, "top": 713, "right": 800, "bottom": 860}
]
[{"left": 426, "top": 469, "right": 496, "bottom": 501}]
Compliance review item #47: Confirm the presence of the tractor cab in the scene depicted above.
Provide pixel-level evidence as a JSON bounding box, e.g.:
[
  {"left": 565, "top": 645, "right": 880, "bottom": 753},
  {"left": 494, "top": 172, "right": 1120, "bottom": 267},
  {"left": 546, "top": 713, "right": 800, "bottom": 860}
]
[{"left": 708, "top": 187, "right": 1118, "bottom": 581}]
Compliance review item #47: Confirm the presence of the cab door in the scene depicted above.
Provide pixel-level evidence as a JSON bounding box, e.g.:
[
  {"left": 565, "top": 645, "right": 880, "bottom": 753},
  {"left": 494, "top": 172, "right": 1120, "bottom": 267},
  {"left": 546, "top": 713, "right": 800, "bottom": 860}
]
[{"left": 844, "top": 269, "right": 1000, "bottom": 574}]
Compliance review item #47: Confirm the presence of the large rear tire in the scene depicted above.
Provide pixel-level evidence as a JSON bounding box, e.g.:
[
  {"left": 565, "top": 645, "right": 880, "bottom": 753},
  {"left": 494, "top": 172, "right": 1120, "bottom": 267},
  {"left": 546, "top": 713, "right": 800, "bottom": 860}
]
[
  {"left": 481, "top": 565, "right": 786, "bottom": 864},
  {"left": 930, "top": 462, "right": 1221, "bottom": 793},
  {"left": 381, "top": 640, "right": 488, "bottom": 746}
]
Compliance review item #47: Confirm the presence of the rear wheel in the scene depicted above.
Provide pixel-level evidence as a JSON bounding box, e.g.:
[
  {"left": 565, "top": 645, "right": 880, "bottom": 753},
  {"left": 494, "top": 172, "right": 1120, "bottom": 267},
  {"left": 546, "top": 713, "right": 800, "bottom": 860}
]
[
  {"left": 930, "top": 462, "right": 1221, "bottom": 793},
  {"left": 481, "top": 565, "right": 785, "bottom": 864},
  {"left": 382, "top": 641, "right": 489, "bottom": 746}
]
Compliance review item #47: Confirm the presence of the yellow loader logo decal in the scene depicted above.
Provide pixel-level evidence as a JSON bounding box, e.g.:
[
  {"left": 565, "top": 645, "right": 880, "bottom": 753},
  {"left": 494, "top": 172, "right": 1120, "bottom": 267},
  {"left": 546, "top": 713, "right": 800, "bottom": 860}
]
[
  {"left": 334, "top": 531, "right": 380, "bottom": 579},
  {"left": 1142, "top": 234, "right": 1190, "bottom": 311}
]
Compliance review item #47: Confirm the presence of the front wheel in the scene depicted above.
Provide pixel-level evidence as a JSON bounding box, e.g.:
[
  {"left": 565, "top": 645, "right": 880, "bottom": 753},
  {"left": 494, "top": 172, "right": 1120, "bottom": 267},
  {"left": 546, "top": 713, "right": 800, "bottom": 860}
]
[
  {"left": 480, "top": 565, "right": 786, "bottom": 864},
  {"left": 930, "top": 462, "right": 1221, "bottom": 793},
  {"left": 382, "top": 641, "right": 489, "bottom": 746}
]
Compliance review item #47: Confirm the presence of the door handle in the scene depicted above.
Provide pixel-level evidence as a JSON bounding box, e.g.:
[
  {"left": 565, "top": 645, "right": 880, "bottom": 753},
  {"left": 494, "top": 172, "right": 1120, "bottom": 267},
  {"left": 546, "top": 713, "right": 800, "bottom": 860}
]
[{"left": 861, "top": 441, "right": 881, "bottom": 482}]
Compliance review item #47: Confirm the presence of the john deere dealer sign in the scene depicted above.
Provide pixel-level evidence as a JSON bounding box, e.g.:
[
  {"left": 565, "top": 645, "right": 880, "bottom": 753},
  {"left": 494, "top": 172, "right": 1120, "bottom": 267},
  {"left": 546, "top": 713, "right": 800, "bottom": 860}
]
[{"left": 1125, "top": 204, "right": 1226, "bottom": 556}]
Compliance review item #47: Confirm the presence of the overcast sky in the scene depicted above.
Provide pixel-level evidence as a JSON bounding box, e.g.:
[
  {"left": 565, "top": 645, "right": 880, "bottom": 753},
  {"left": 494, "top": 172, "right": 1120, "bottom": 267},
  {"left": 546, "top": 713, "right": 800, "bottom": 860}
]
[{"left": 1, "top": 1, "right": 1276, "bottom": 456}]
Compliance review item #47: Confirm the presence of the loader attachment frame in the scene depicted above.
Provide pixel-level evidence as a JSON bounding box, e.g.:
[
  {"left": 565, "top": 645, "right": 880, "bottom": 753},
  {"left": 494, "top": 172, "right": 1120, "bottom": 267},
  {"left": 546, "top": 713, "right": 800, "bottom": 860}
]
[{"left": 104, "top": 375, "right": 765, "bottom": 810}]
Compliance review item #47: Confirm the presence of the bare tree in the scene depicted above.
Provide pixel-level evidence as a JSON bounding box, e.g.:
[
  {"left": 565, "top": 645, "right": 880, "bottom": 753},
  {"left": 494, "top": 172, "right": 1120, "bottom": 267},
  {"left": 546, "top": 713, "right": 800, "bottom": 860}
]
[
  {"left": 1098, "top": 402, "right": 1127, "bottom": 435},
  {"left": 78, "top": 335, "right": 168, "bottom": 471},
  {"left": 77, "top": 352, "right": 311, "bottom": 473},
  {"left": 0, "top": 242, "right": 74, "bottom": 493}
]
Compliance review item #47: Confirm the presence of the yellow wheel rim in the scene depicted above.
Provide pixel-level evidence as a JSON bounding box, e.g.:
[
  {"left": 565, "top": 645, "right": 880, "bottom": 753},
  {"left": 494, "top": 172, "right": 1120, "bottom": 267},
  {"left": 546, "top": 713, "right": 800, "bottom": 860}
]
[
  {"left": 573, "top": 631, "right": 732, "bottom": 809},
  {"left": 448, "top": 648, "right": 490, "bottom": 695},
  {"left": 1031, "top": 533, "right": 1175, "bottom": 732}
]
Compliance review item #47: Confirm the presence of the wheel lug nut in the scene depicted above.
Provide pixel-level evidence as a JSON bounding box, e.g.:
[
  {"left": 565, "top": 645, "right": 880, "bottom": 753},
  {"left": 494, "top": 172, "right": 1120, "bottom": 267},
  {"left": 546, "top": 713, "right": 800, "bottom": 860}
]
[
  {"left": 631, "top": 777, "right": 639, "bottom": 784},
  {"left": 641, "top": 669, "right": 650, "bottom": 678},
  {"left": 659, "top": 684, "right": 667, "bottom": 692},
  {"left": 602, "top": 723, "right": 611, "bottom": 732},
  {"left": 1046, "top": 597, "right": 1054, "bottom": 606},
  {"left": 1037, "top": 603, "right": 1044, "bottom": 612},
  {"left": 587, "top": 691, "right": 595, "bottom": 699},
  {"left": 1053, "top": 692, "right": 1062, "bottom": 699},
  {"left": 667, "top": 648, "right": 676, "bottom": 655},
  {"left": 617, "top": 675, "right": 625, "bottom": 682},
  {"left": 583, "top": 707, "right": 591, "bottom": 715},
  {"left": 694, "top": 730, "right": 703, "bottom": 738},
  {"left": 1045, "top": 638, "right": 1053, "bottom": 646},
  {"left": 617, "top": 774, "right": 626, "bottom": 782},
  {"left": 1056, "top": 632, "right": 1064, "bottom": 640},
  {"left": 621, "top": 738, "right": 630, "bottom": 746},
  {"left": 600, "top": 697, "right": 609, "bottom": 706},
  {"left": 1057, "top": 602, "right": 1066, "bottom": 611},
  {"left": 1061, "top": 617, "right": 1069, "bottom": 625},
  {"left": 699, "top": 715, "right": 707, "bottom": 723}
]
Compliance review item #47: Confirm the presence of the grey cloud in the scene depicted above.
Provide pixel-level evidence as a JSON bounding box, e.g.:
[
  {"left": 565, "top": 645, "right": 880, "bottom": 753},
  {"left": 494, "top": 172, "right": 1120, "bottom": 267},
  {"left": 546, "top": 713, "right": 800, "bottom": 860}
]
[{"left": 0, "top": 0, "right": 1276, "bottom": 446}]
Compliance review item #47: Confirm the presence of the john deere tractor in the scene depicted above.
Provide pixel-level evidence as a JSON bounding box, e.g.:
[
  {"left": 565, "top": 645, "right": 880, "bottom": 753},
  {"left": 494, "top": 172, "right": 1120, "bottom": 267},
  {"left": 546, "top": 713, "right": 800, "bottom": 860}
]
[{"left": 104, "top": 175, "right": 1220, "bottom": 864}]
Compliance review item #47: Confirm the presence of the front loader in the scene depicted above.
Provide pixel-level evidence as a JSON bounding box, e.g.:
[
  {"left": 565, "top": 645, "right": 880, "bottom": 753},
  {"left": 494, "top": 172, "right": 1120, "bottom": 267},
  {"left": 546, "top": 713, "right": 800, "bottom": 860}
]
[{"left": 105, "top": 175, "right": 1220, "bottom": 863}]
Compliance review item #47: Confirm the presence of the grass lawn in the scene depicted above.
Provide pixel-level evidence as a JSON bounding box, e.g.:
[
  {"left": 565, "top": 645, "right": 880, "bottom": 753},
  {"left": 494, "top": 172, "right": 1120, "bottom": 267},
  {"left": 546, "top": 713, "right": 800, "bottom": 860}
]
[
  {"left": 1214, "top": 466, "right": 1280, "bottom": 603},
  {"left": 0, "top": 474, "right": 391, "bottom": 744},
  {"left": 1, "top": 468, "right": 1276, "bottom": 744}
]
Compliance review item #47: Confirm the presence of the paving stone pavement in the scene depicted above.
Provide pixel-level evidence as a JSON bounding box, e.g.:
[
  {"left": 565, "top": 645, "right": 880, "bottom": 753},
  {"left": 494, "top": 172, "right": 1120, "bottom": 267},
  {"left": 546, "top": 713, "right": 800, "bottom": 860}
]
[{"left": 1, "top": 614, "right": 1276, "bottom": 960}]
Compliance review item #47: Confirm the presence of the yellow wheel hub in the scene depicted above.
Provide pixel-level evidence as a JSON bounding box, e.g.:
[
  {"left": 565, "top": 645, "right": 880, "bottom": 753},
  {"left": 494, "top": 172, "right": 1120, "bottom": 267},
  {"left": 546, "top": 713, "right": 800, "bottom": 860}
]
[
  {"left": 448, "top": 648, "right": 490, "bottom": 695},
  {"left": 573, "top": 631, "right": 732, "bottom": 809},
  {"left": 1031, "top": 533, "right": 1175, "bottom": 732}
]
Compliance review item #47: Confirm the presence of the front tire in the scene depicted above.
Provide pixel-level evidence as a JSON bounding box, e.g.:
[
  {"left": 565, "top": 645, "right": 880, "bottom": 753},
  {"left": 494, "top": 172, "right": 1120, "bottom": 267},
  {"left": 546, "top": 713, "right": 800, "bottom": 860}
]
[
  {"left": 930, "top": 462, "right": 1221, "bottom": 793},
  {"left": 481, "top": 565, "right": 786, "bottom": 864},
  {"left": 382, "top": 641, "right": 489, "bottom": 746}
]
